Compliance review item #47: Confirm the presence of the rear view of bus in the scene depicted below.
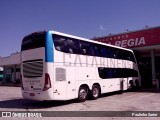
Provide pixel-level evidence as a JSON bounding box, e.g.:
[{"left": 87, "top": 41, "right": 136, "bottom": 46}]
[{"left": 21, "top": 31, "right": 53, "bottom": 101}]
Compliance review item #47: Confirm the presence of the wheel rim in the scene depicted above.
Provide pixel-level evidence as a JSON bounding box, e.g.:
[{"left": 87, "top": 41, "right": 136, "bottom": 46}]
[
  {"left": 93, "top": 87, "right": 99, "bottom": 97},
  {"left": 79, "top": 89, "right": 87, "bottom": 100}
]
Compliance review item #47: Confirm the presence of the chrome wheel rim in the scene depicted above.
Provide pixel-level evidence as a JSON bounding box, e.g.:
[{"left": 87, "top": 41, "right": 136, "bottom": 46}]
[
  {"left": 93, "top": 87, "right": 99, "bottom": 97},
  {"left": 79, "top": 89, "right": 87, "bottom": 100}
]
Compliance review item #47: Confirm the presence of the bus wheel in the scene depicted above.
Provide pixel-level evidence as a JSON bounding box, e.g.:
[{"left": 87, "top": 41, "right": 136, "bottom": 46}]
[
  {"left": 128, "top": 80, "right": 134, "bottom": 91},
  {"left": 78, "top": 86, "right": 88, "bottom": 102},
  {"left": 135, "top": 79, "right": 140, "bottom": 90},
  {"left": 91, "top": 85, "right": 100, "bottom": 100}
]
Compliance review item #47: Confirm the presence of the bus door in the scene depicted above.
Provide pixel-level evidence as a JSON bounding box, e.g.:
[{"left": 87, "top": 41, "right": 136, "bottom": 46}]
[
  {"left": 120, "top": 68, "right": 128, "bottom": 91},
  {"left": 66, "top": 67, "right": 76, "bottom": 99},
  {"left": 122, "top": 78, "right": 128, "bottom": 90}
]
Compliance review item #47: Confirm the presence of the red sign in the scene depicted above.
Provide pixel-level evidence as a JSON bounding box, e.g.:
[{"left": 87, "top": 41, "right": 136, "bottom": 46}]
[{"left": 95, "top": 27, "right": 160, "bottom": 48}]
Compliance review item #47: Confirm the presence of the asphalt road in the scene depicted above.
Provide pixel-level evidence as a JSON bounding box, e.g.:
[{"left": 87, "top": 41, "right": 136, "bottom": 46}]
[{"left": 0, "top": 86, "right": 160, "bottom": 120}]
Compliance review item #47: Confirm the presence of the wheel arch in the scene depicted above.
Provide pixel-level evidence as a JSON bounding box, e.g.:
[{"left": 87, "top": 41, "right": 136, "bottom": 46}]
[
  {"left": 77, "top": 84, "right": 90, "bottom": 102},
  {"left": 78, "top": 84, "right": 90, "bottom": 93}
]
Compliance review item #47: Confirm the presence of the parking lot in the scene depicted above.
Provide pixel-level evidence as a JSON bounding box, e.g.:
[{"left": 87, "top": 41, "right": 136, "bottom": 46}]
[{"left": 0, "top": 86, "right": 160, "bottom": 120}]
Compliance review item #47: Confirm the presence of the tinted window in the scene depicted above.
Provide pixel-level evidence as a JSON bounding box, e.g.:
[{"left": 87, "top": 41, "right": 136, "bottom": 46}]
[
  {"left": 93, "top": 45, "right": 109, "bottom": 57},
  {"left": 53, "top": 35, "right": 81, "bottom": 54},
  {"left": 113, "top": 48, "right": 120, "bottom": 59},
  {"left": 123, "top": 68, "right": 138, "bottom": 77},
  {"left": 54, "top": 36, "right": 68, "bottom": 52},
  {"left": 94, "top": 44, "right": 101, "bottom": 57},
  {"left": 21, "top": 32, "right": 45, "bottom": 51},
  {"left": 107, "top": 47, "right": 113, "bottom": 58},
  {"left": 128, "top": 52, "right": 136, "bottom": 63},
  {"left": 67, "top": 38, "right": 81, "bottom": 54},
  {"left": 98, "top": 67, "right": 120, "bottom": 79},
  {"left": 98, "top": 67, "right": 138, "bottom": 79},
  {"left": 79, "top": 41, "right": 95, "bottom": 55},
  {"left": 121, "top": 50, "right": 136, "bottom": 63},
  {"left": 100, "top": 46, "right": 108, "bottom": 57},
  {"left": 52, "top": 35, "right": 136, "bottom": 63}
]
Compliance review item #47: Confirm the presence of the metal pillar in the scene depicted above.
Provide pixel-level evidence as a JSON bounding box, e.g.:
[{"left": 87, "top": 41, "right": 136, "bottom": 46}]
[
  {"left": 3, "top": 66, "right": 6, "bottom": 83},
  {"left": 151, "top": 49, "right": 156, "bottom": 79},
  {"left": 151, "top": 49, "right": 159, "bottom": 89}
]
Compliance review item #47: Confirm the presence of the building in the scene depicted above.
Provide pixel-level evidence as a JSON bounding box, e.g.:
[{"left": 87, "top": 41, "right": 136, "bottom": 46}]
[
  {"left": 0, "top": 67, "right": 3, "bottom": 81},
  {"left": 94, "top": 26, "right": 160, "bottom": 88},
  {"left": 0, "top": 52, "right": 21, "bottom": 84}
]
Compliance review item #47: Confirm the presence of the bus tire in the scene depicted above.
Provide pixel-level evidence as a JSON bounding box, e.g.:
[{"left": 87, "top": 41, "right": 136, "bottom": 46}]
[
  {"left": 91, "top": 85, "right": 100, "bottom": 100},
  {"left": 128, "top": 80, "right": 134, "bottom": 91},
  {"left": 135, "top": 79, "right": 140, "bottom": 90},
  {"left": 78, "top": 86, "right": 88, "bottom": 102}
]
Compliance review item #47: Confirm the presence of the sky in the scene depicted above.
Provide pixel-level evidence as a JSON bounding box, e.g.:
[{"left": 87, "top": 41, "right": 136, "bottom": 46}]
[{"left": 0, "top": 0, "right": 160, "bottom": 57}]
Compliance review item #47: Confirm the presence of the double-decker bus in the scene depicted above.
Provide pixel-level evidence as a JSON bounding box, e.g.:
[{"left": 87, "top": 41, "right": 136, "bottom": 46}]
[{"left": 21, "top": 31, "right": 141, "bottom": 102}]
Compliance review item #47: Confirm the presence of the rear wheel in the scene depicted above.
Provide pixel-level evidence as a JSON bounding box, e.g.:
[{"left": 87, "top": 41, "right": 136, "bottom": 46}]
[
  {"left": 128, "top": 80, "right": 134, "bottom": 91},
  {"left": 78, "top": 86, "right": 88, "bottom": 102},
  {"left": 91, "top": 85, "right": 100, "bottom": 100},
  {"left": 135, "top": 79, "right": 140, "bottom": 90}
]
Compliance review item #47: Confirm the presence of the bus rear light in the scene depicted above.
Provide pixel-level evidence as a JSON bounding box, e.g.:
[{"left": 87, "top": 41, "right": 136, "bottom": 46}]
[{"left": 43, "top": 73, "right": 51, "bottom": 91}]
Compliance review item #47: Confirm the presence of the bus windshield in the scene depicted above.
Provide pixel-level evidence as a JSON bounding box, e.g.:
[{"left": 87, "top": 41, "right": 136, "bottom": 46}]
[{"left": 21, "top": 32, "right": 46, "bottom": 51}]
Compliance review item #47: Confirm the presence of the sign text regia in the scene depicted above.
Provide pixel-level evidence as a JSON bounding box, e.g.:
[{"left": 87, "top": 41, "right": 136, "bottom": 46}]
[{"left": 108, "top": 37, "right": 145, "bottom": 48}]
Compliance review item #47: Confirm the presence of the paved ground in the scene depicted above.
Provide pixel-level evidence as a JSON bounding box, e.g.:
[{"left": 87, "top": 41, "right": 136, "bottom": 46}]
[{"left": 0, "top": 86, "right": 160, "bottom": 120}]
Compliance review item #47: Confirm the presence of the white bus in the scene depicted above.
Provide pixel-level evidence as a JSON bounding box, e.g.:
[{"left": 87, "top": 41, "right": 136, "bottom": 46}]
[{"left": 21, "top": 31, "right": 141, "bottom": 102}]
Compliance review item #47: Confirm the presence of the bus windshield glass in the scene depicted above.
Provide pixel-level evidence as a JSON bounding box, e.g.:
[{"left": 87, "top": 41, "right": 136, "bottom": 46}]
[{"left": 21, "top": 32, "right": 45, "bottom": 51}]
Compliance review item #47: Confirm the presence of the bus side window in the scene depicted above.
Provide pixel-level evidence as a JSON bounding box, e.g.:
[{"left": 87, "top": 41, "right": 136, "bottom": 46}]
[
  {"left": 98, "top": 67, "right": 106, "bottom": 79},
  {"left": 117, "top": 68, "right": 123, "bottom": 78},
  {"left": 118, "top": 50, "right": 123, "bottom": 60},
  {"left": 128, "top": 69, "right": 138, "bottom": 77},
  {"left": 112, "top": 48, "right": 116, "bottom": 58},
  {"left": 107, "top": 69, "right": 113, "bottom": 78},
  {"left": 105, "top": 47, "right": 108, "bottom": 58},
  {"left": 67, "top": 39, "right": 80, "bottom": 54},
  {"left": 98, "top": 68, "right": 113, "bottom": 79},
  {"left": 129, "top": 52, "right": 136, "bottom": 63},
  {"left": 100, "top": 47, "right": 107, "bottom": 57},
  {"left": 54, "top": 35, "right": 68, "bottom": 53},
  {"left": 81, "top": 49, "right": 86, "bottom": 54},
  {"left": 114, "top": 49, "right": 120, "bottom": 59},
  {"left": 89, "top": 44, "right": 95, "bottom": 56},
  {"left": 79, "top": 41, "right": 95, "bottom": 56},
  {"left": 123, "top": 51, "right": 136, "bottom": 63},
  {"left": 121, "top": 50, "right": 128, "bottom": 60},
  {"left": 94, "top": 44, "right": 101, "bottom": 57},
  {"left": 79, "top": 41, "right": 87, "bottom": 55},
  {"left": 107, "top": 47, "right": 113, "bottom": 58}
]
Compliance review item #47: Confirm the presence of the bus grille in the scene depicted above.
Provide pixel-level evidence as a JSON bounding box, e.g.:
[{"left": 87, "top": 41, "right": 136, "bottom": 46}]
[{"left": 23, "top": 60, "right": 43, "bottom": 78}]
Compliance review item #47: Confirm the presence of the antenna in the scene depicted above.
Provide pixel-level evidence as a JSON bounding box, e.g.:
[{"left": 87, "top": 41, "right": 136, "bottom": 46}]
[
  {"left": 126, "top": 29, "right": 129, "bottom": 32},
  {"left": 144, "top": 25, "right": 149, "bottom": 28}
]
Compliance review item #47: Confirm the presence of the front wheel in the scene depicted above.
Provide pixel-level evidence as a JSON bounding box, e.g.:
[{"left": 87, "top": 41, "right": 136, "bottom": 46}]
[
  {"left": 91, "top": 85, "right": 100, "bottom": 100},
  {"left": 78, "top": 86, "right": 88, "bottom": 102}
]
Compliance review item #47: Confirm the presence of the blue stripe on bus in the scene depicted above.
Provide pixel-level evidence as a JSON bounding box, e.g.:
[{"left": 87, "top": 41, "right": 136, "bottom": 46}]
[{"left": 45, "top": 31, "right": 54, "bottom": 62}]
